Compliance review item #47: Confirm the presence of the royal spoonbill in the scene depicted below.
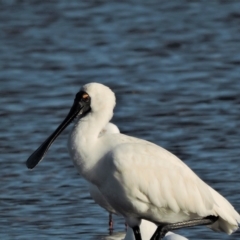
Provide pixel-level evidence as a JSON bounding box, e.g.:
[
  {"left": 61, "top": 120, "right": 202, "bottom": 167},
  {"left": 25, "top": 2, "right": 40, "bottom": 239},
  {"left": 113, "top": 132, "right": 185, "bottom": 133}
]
[{"left": 26, "top": 83, "right": 240, "bottom": 240}]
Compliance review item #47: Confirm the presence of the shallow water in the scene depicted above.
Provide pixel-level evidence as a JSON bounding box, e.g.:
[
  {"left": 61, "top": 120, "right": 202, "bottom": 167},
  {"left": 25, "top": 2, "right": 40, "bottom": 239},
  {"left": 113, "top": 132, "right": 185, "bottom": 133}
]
[{"left": 0, "top": 0, "right": 240, "bottom": 239}]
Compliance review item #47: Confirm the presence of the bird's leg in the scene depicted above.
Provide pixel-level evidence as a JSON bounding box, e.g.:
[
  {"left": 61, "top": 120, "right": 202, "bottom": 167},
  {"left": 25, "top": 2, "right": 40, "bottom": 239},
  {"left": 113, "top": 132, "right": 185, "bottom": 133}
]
[
  {"left": 150, "top": 216, "right": 219, "bottom": 240},
  {"left": 149, "top": 224, "right": 165, "bottom": 240},
  {"left": 125, "top": 221, "right": 128, "bottom": 231},
  {"left": 132, "top": 226, "right": 142, "bottom": 240},
  {"left": 109, "top": 213, "right": 113, "bottom": 230}
]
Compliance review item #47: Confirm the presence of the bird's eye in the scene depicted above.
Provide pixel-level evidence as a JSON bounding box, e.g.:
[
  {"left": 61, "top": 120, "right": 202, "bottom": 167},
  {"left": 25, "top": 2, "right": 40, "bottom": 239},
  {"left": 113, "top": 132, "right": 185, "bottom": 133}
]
[{"left": 82, "top": 93, "right": 90, "bottom": 102}]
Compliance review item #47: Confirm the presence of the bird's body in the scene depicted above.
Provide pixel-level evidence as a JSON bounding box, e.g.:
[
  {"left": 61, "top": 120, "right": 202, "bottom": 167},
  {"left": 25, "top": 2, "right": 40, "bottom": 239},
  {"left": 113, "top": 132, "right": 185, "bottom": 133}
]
[
  {"left": 69, "top": 114, "right": 239, "bottom": 234},
  {"left": 89, "top": 122, "right": 189, "bottom": 240},
  {"left": 27, "top": 83, "right": 240, "bottom": 239}
]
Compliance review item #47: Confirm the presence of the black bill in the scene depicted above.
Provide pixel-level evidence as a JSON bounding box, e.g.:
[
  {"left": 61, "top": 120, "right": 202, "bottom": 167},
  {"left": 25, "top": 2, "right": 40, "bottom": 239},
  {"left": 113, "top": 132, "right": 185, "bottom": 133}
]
[{"left": 26, "top": 91, "right": 91, "bottom": 169}]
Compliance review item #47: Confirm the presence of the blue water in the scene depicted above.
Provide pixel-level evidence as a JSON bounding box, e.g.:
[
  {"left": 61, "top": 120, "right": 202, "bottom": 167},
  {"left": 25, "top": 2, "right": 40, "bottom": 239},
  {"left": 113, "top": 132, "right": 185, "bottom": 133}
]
[{"left": 0, "top": 0, "right": 239, "bottom": 239}]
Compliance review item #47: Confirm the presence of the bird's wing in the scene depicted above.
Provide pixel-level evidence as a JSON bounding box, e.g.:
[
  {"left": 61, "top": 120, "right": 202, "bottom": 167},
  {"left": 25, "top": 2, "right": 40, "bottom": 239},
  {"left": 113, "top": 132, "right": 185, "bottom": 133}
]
[{"left": 111, "top": 142, "right": 215, "bottom": 218}]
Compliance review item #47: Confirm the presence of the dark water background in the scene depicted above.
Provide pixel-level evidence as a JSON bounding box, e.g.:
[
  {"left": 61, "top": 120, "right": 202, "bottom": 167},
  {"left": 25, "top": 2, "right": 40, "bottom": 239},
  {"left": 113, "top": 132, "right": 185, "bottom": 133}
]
[{"left": 0, "top": 0, "right": 240, "bottom": 239}]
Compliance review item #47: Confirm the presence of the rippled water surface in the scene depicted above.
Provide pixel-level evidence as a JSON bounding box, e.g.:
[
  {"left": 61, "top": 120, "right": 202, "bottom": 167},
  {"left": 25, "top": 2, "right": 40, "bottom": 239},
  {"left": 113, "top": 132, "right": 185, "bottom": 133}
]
[{"left": 0, "top": 1, "right": 240, "bottom": 239}]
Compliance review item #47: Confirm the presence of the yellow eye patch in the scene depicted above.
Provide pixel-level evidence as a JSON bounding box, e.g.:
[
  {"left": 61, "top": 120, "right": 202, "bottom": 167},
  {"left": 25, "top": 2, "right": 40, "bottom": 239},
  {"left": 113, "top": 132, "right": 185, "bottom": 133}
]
[{"left": 82, "top": 93, "right": 89, "bottom": 99}]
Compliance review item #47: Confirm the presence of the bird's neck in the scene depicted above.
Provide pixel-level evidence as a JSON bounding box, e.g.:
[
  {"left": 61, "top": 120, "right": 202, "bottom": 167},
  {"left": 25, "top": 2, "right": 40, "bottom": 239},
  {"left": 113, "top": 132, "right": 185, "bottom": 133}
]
[{"left": 68, "top": 111, "right": 112, "bottom": 180}]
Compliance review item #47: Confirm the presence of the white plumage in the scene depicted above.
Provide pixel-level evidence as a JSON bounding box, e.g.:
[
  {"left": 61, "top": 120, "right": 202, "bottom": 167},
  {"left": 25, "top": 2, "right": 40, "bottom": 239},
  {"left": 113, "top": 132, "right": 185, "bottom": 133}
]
[
  {"left": 90, "top": 122, "right": 189, "bottom": 240},
  {"left": 27, "top": 82, "right": 240, "bottom": 239},
  {"left": 68, "top": 83, "right": 239, "bottom": 236},
  {"left": 88, "top": 122, "right": 120, "bottom": 214},
  {"left": 88, "top": 122, "right": 120, "bottom": 228}
]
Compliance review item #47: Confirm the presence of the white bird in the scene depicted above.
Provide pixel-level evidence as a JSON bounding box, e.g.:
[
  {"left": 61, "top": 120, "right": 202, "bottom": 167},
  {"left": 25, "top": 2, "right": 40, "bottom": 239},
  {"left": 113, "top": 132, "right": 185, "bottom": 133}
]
[{"left": 26, "top": 83, "right": 240, "bottom": 240}]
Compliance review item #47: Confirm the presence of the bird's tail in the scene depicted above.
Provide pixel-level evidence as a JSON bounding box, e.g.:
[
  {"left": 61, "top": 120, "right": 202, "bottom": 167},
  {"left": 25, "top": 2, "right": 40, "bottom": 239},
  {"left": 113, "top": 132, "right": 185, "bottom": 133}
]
[{"left": 208, "top": 187, "right": 240, "bottom": 234}]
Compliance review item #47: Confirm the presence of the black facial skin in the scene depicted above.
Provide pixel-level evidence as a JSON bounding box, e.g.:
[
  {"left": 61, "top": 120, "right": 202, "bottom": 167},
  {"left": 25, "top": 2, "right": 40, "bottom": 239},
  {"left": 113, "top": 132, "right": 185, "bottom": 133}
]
[{"left": 26, "top": 91, "right": 91, "bottom": 169}]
